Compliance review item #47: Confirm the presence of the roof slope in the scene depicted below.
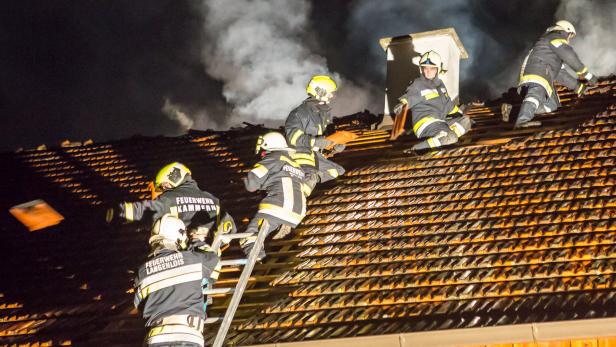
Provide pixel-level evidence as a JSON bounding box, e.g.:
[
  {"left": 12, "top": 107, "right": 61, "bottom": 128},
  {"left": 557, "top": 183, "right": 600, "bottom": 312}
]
[
  {"left": 232, "top": 78, "right": 616, "bottom": 345},
  {"left": 0, "top": 78, "right": 614, "bottom": 346}
]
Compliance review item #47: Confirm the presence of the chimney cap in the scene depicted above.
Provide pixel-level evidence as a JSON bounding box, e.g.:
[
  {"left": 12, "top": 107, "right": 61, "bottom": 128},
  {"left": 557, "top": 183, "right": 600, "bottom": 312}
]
[{"left": 379, "top": 27, "right": 468, "bottom": 59}]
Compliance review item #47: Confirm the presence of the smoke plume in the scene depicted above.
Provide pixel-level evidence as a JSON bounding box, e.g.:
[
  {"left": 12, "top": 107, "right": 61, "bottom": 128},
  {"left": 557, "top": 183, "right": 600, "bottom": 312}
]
[
  {"left": 556, "top": 0, "right": 616, "bottom": 76},
  {"left": 196, "top": 0, "right": 375, "bottom": 128},
  {"left": 162, "top": 98, "right": 195, "bottom": 131},
  {"left": 345, "top": 1, "right": 560, "bottom": 101}
]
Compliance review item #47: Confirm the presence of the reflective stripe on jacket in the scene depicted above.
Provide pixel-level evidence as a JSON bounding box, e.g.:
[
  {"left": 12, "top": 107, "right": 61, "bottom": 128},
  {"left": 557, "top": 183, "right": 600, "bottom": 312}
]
[
  {"left": 519, "top": 30, "right": 588, "bottom": 96},
  {"left": 118, "top": 177, "right": 237, "bottom": 238},
  {"left": 401, "top": 75, "right": 456, "bottom": 137},
  {"left": 284, "top": 97, "right": 332, "bottom": 165},
  {"left": 134, "top": 246, "right": 219, "bottom": 327},
  {"left": 245, "top": 151, "right": 307, "bottom": 226}
]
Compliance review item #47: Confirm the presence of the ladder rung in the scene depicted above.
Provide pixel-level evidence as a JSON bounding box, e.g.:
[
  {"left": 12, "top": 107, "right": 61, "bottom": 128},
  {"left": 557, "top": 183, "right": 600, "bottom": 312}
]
[
  {"left": 219, "top": 259, "right": 248, "bottom": 267},
  {"left": 220, "top": 232, "right": 254, "bottom": 241},
  {"left": 203, "top": 287, "right": 234, "bottom": 295}
]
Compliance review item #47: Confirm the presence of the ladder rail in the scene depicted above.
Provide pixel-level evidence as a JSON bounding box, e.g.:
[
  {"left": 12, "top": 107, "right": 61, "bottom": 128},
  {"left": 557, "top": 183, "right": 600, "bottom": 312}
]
[{"left": 211, "top": 220, "right": 269, "bottom": 347}]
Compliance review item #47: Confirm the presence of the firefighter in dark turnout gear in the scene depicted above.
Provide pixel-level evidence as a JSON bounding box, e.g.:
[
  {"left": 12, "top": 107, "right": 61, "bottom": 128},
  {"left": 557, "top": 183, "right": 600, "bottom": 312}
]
[
  {"left": 134, "top": 214, "right": 218, "bottom": 347},
  {"left": 515, "top": 20, "right": 598, "bottom": 128},
  {"left": 107, "top": 162, "right": 237, "bottom": 245},
  {"left": 285, "top": 75, "right": 345, "bottom": 195},
  {"left": 241, "top": 132, "right": 308, "bottom": 260},
  {"left": 394, "top": 51, "right": 472, "bottom": 153}
]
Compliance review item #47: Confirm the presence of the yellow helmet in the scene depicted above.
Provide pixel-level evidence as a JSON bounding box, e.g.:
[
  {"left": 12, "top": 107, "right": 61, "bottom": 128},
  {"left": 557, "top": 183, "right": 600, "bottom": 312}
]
[
  {"left": 306, "top": 75, "right": 337, "bottom": 98},
  {"left": 155, "top": 162, "right": 191, "bottom": 189}
]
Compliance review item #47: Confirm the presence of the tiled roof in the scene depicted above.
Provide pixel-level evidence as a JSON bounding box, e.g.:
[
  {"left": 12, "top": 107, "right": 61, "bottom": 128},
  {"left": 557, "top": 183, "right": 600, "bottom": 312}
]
[{"left": 0, "top": 78, "right": 615, "bottom": 346}]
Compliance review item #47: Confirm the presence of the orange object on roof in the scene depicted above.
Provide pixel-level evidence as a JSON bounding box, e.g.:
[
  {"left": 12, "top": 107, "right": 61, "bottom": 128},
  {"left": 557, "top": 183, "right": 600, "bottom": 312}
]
[
  {"left": 390, "top": 104, "right": 408, "bottom": 140},
  {"left": 325, "top": 130, "right": 358, "bottom": 149},
  {"left": 9, "top": 199, "right": 64, "bottom": 231},
  {"left": 148, "top": 181, "right": 161, "bottom": 200}
]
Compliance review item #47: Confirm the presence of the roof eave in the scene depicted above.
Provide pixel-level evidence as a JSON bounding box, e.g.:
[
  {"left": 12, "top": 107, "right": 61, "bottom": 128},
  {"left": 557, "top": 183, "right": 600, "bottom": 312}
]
[{"left": 242, "top": 317, "right": 616, "bottom": 347}]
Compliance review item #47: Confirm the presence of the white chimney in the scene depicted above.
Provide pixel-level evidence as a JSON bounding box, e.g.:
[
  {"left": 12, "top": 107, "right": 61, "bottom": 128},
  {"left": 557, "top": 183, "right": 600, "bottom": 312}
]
[{"left": 379, "top": 28, "right": 468, "bottom": 129}]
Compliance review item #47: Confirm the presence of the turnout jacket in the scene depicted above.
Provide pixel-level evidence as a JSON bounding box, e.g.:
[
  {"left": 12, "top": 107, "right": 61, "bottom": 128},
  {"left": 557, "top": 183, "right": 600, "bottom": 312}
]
[
  {"left": 245, "top": 151, "right": 307, "bottom": 227},
  {"left": 284, "top": 97, "right": 332, "bottom": 167},
  {"left": 400, "top": 75, "right": 460, "bottom": 137},
  {"left": 519, "top": 30, "right": 588, "bottom": 96},
  {"left": 133, "top": 244, "right": 219, "bottom": 326},
  {"left": 118, "top": 177, "right": 236, "bottom": 237}
]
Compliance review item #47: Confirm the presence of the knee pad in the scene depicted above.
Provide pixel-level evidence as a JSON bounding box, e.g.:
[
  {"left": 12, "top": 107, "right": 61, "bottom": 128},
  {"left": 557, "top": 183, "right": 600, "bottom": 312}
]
[
  {"left": 441, "top": 130, "right": 459, "bottom": 146},
  {"left": 428, "top": 130, "right": 458, "bottom": 148},
  {"left": 450, "top": 116, "right": 471, "bottom": 136}
]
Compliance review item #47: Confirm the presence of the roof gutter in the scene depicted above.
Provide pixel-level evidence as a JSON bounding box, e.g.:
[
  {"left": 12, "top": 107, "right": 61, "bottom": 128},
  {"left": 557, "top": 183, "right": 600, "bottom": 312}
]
[{"left": 242, "top": 317, "right": 616, "bottom": 347}]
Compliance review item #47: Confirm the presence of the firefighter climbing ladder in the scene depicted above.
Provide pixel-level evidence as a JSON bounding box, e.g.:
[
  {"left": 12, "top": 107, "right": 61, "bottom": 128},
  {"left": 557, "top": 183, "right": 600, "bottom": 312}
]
[{"left": 204, "top": 220, "right": 270, "bottom": 347}]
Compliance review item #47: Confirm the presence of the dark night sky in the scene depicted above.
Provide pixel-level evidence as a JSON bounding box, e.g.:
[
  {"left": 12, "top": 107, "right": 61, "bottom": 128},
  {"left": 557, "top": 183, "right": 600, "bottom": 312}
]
[{"left": 0, "top": 1, "right": 561, "bottom": 152}]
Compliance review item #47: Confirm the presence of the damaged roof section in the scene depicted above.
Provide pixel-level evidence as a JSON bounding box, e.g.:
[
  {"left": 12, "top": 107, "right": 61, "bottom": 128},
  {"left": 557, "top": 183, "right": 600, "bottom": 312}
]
[{"left": 0, "top": 78, "right": 614, "bottom": 346}]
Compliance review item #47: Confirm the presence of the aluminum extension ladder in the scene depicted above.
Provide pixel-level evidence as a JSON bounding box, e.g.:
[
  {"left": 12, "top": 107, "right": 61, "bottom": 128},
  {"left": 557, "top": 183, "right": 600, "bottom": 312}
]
[{"left": 203, "top": 220, "right": 269, "bottom": 347}]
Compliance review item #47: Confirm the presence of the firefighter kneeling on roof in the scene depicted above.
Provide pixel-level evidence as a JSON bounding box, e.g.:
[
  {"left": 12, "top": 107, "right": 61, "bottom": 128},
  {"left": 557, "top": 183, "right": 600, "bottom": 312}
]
[
  {"left": 394, "top": 50, "right": 472, "bottom": 155},
  {"left": 285, "top": 75, "right": 345, "bottom": 195},
  {"left": 241, "top": 132, "right": 308, "bottom": 261},
  {"left": 508, "top": 20, "right": 598, "bottom": 129},
  {"left": 134, "top": 214, "right": 218, "bottom": 347}
]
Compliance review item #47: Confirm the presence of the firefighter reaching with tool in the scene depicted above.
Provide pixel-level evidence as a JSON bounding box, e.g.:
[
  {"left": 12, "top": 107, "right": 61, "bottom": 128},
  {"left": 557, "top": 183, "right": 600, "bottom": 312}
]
[
  {"left": 507, "top": 20, "right": 598, "bottom": 129},
  {"left": 106, "top": 162, "right": 237, "bottom": 244},
  {"left": 393, "top": 50, "right": 472, "bottom": 155},
  {"left": 134, "top": 214, "right": 218, "bottom": 347},
  {"left": 285, "top": 75, "right": 345, "bottom": 195},
  {"left": 240, "top": 132, "right": 308, "bottom": 260}
]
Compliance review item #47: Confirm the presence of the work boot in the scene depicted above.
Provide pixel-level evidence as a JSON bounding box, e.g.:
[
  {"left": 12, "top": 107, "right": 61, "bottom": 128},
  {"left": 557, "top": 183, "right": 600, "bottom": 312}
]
[
  {"left": 501, "top": 103, "right": 512, "bottom": 123},
  {"left": 514, "top": 120, "right": 542, "bottom": 129},
  {"left": 241, "top": 240, "right": 266, "bottom": 261},
  {"left": 273, "top": 224, "right": 293, "bottom": 240},
  {"left": 403, "top": 146, "right": 431, "bottom": 156}
]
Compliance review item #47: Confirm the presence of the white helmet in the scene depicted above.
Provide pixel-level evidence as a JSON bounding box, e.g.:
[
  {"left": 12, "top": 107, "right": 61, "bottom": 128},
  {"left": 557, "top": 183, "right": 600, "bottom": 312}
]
[
  {"left": 255, "top": 132, "right": 289, "bottom": 154},
  {"left": 413, "top": 50, "right": 446, "bottom": 75},
  {"left": 550, "top": 20, "right": 576, "bottom": 36},
  {"left": 149, "top": 214, "right": 188, "bottom": 251}
]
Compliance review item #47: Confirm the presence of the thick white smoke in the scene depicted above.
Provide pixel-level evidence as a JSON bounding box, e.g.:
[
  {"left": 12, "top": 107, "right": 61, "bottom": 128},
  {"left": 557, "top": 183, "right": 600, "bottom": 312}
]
[
  {"left": 556, "top": 0, "right": 616, "bottom": 76},
  {"left": 162, "top": 98, "right": 195, "bottom": 131},
  {"left": 197, "top": 0, "right": 374, "bottom": 128}
]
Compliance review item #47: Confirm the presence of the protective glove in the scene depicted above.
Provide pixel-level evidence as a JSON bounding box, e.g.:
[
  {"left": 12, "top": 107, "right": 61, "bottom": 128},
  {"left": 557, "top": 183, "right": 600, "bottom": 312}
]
[
  {"left": 582, "top": 72, "right": 598, "bottom": 85},
  {"left": 575, "top": 82, "right": 588, "bottom": 97},
  {"left": 190, "top": 227, "right": 210, "bottom": 243},
  {"left": 393, "top": 99, "right": 408, "bottom": 115},
  {"left": 313, "top": 136, "right": 333, "bottom": 150},
  {"left": 330, "top": 143, "right": 346, "bottom": 154}
]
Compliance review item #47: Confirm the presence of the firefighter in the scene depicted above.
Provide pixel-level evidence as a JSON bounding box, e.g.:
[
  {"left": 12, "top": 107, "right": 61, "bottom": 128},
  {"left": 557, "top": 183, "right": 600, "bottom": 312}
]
[
  {"left": 106, "top": 162, "right": 236, "bottom": 244},
  {"left": 393, "top": 50, "right": 472, "bottom": 154},
  {"left": 134, "top": 214, "right": 219, "bottom": 347},
  {"left": 513, "top": 20, "right": 598, "bottom": 128},
  {"left": 241, "top": 132, "right": 308, "bottom": 260},
  {"left": 285, "top": 75, "right": 345, "bottom": 195}
]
